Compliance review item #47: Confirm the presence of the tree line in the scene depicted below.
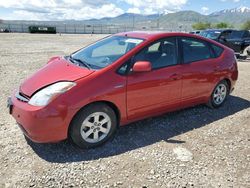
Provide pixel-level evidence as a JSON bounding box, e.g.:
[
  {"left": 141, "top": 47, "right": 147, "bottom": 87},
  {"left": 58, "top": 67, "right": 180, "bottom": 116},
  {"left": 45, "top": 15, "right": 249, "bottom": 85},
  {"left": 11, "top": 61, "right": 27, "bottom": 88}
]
[{"left": 192, "top": 20, "right": 250, "bottom": 30}]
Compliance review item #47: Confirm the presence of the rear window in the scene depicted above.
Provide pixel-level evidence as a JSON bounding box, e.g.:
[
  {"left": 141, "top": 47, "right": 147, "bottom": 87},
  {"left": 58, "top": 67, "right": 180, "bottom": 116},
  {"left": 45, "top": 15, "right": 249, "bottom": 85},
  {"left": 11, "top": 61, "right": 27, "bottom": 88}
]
[
  {"left": 211, "top": 44, "right": 224, "bottom": 58},
  {"left": 228, "top": 31, "right": 245, "bottom": 39},
  {"left": 243, "top": 31, "right": 250, "bottom": 38}
]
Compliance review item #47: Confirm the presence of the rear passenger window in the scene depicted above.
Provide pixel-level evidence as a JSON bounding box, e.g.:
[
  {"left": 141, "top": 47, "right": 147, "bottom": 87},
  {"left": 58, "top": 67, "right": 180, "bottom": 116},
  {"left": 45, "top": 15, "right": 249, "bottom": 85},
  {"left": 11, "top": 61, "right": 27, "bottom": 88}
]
[
  {"left": 211, "top": 44, "right": 224, "bottom": 58},
  {"left": 181, "top": 38, "right": 212, "bottom": 63}
]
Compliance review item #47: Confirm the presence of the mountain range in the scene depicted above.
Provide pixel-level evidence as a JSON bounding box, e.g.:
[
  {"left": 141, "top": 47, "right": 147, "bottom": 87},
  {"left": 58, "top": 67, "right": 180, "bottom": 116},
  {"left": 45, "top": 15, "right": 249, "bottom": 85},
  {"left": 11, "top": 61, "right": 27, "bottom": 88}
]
[{"left": 2, "top": 6, "right": 250, "bottom": 31}]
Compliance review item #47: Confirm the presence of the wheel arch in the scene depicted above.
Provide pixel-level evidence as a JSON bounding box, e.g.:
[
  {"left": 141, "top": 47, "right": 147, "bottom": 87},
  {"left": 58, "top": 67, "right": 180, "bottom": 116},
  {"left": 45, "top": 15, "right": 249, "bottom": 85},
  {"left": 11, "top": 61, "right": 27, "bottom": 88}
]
[
  {"left": 207, "top": 77, "right": 231, "bottom": 108},
  {"left": 68, "top": 100, "right": 121, "bottom": 137},
  {"left": 209, "top": 77, "right": 232, "bottom": 98},
  {"left": 223, "top": 78, "right": 231, "bottom": 91}
]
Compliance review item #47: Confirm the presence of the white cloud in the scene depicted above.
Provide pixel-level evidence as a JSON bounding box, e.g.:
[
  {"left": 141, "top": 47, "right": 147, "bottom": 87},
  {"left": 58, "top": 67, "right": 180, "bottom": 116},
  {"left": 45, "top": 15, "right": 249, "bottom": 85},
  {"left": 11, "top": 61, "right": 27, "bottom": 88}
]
[
  {"left": 143, "top": 8, "right": 157, "bottom": 15},
  {"left": 0, "top": 0, "right": 124, "bottom": 20},
  {"left": 62, "top": 4, "right": 124, "bottom": 20},
  {"left": 124, "top": 0, "right": 188, "bottom": 14},
  {"left": 0, "top": 0, "right": 57, "bottom": 9},
  {"left": 201, "top": 6, "right": 209, "bottom": 15},
  {"left": 127, "top": 7, "right": 141, "bottom": 14}
]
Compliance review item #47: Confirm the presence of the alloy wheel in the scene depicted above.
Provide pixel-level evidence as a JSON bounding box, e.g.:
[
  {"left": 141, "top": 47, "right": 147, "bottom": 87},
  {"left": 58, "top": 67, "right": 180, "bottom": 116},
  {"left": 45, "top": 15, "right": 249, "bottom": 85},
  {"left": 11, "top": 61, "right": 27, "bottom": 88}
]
[
  {"left": 213, "top": 83, "right": 227, "bottom": 105},
  {"left": 80, "top": 112, "right": 111, "bottom": 143}
]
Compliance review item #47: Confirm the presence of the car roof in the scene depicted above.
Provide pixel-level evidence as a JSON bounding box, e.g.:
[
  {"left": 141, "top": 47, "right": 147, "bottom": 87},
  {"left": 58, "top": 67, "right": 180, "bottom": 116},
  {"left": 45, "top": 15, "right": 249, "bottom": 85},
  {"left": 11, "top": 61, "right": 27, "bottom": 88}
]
[
  {"left": 114, "top": 31, "right": 230, "bottom": 51},
  {"left": 202, "top": 29, "right": 234, "bottom": 32},
  {"left": 115, "top": 31, "right": 205, "bottom": 40}
]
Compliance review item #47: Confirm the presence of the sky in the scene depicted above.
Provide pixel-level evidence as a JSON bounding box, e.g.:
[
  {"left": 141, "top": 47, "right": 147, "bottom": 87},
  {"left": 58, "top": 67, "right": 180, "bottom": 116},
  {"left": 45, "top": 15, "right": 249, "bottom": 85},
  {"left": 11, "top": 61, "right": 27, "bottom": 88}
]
[{"left": 0, "top": 0, "right": 249, "bottom": 21}]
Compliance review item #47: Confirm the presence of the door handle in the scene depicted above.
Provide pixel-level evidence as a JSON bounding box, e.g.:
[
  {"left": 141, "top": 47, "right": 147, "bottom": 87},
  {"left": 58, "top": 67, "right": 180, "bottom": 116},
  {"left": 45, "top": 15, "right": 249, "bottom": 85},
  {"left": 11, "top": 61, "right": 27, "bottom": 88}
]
[
  {"left": 169, "top": 73, "right": 181, "bottom": 80},
  {"left": 114, "top": 84, "right": 125, "bottom": 89}
]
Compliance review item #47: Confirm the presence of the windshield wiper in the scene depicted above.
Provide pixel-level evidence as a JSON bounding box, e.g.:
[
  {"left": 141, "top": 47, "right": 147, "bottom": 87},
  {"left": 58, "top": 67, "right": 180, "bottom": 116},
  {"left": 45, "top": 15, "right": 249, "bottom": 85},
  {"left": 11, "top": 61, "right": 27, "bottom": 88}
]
[{"left": 69, "top": 55, "right": 91, "bottom": 69}]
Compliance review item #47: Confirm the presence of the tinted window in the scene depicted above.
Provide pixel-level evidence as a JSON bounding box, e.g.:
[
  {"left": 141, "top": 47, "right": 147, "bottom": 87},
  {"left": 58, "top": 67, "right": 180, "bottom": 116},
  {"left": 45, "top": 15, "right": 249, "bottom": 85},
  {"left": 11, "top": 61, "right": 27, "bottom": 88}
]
[
  {"left": 243, "top": 31, "right": 250, "bottom": 38},
  {"left": 134, "top": 37, "right": 178, "bottom": 69},
  {"left": 211, "top": 44, "right": 224, "bottom": 58},
  {"left": 228, "top": 31, "right": 245, "bottom": 39},
  {"left": 200, "top": 30, "right": 221, "bottom": 39},
  {"left": 220, "top": 30, "right": 232, "bottom": 39},
  {"left": 148, "top": 42, "right": 161, "bottom": 52},
  {"left": 181, "top": 38, "right": 212, "bottom": 63},
  {"left": 117, "top": 62, "right": 129, "bottom": 75}
]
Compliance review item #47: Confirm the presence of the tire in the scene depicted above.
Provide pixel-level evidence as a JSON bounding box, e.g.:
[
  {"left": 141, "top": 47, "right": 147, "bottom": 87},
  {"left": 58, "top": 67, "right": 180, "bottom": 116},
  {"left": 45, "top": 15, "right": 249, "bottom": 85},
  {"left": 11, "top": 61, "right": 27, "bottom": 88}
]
[
  {"left": 242, "top": 46, "right": 250, "bottom": 57},
  {"left": 239, "top": 55, "right": 247, "bottom": 60},
  {"left": 69, "top": 103, "right": 117, "bottom": 149},
  {"left": 207, "top": 80, "right": 229, "bottom": 108}
]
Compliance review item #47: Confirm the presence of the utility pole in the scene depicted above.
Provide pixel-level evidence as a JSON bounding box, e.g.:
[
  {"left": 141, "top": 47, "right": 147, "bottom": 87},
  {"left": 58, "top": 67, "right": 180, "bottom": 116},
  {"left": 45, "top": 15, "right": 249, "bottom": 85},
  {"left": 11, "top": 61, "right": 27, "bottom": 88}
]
[
  {"left": 132, "top": 14, "right": 135, "bottom": 31},
  {"left": 157, "top": 11, "right": 160, "bottom": 30}
]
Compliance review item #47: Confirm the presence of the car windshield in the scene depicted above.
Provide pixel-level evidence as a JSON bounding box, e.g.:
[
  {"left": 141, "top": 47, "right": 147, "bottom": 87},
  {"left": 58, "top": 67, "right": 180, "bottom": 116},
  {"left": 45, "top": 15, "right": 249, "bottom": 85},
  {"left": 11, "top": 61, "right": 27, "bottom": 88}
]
[
  {"left": 70, "top": 36, "right": 144, "bottom": 70},
  {"left": 200, "top": 31, "right": 221, "bottom": 39},
  {"left": 228, "top": 31, "right": 244, "bottom": 39}
]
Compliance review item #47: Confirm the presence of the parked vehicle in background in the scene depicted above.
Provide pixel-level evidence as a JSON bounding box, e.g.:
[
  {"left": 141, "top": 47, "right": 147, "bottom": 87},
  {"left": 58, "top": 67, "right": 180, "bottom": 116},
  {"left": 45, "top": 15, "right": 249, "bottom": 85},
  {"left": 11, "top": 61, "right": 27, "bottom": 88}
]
[
  {"left": 28, "top": 26, "right": 56, "bottom": 34},
  {"left": 200, "top": 29, "right": 250, "bottom": 59},
  {"left": 8, "top": 31, "right": 238, "bottom": 149},
  {"left": 0, "top": 28, "right": 10, "bottom": 33},
  {"left": 189, "top": 30, "right": 201, "bottom": 35},
  {"left": 222, "top": 30, "right": 250, "bottom": 59},
  {"left": 200, "top": 29, "right": 232, "bottom": 40}
]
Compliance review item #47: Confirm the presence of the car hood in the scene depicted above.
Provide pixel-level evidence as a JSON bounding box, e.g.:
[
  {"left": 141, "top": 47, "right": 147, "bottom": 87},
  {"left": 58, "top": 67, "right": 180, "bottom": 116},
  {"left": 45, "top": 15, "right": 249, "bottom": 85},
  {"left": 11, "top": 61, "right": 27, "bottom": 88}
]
[{"left": 20, "top": 57, "right": 94, "bottom": 97}]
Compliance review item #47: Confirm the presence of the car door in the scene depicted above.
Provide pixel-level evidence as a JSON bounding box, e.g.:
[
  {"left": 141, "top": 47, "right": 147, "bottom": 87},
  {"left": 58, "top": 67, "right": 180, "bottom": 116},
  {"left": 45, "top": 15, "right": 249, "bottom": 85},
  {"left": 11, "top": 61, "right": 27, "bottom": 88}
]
[
  {"left": 126, "top": 37, "right": 182, "bottom": 120},
  {"left": 179, "top": 37, "right": 218, "bottom": 107},
  {"left": 219, "top": 30, "right": 239, "bottom": 52},
  {"left": 221, "top": 30, "right": 243, "bottom": 53}
]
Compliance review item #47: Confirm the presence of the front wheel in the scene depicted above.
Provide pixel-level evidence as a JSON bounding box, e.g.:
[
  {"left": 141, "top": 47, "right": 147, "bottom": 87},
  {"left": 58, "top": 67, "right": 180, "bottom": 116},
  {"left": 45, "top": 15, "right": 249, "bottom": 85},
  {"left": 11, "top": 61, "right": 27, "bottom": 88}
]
[
  {"left": 207, "top": 80, "right": 229, "bottom": 108},
  {"left": 69, "top": 103, "right": 117, "bottom": 149}
]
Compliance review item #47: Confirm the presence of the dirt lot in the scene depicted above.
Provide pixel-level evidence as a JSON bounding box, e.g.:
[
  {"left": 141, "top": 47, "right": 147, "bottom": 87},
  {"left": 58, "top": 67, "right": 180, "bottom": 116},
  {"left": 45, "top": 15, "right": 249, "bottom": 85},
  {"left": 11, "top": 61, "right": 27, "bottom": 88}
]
[{"left": 0, "top": 33, "right": 249, "bottom": 188}]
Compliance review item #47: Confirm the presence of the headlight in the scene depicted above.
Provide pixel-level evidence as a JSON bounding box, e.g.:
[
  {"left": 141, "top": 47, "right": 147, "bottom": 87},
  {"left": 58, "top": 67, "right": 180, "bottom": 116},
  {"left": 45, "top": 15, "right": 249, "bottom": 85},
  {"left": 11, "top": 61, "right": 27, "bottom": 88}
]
[{"left": 28, "top": 81, "right": 76, "bottom": 106}]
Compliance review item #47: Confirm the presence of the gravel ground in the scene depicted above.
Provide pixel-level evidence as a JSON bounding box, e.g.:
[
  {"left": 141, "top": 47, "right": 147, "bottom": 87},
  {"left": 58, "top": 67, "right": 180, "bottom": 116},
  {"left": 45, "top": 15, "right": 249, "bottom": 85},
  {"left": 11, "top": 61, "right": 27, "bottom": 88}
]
[{"left": 0, "top": 33, "right": 249, "bottom": 188}]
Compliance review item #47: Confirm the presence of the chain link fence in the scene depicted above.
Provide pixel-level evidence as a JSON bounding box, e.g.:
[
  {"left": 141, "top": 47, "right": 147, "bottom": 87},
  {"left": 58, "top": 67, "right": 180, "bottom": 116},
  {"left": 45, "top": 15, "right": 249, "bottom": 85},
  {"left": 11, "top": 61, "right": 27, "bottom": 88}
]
[
  {"left": 0, "top": 23, "right": 139, "bottom": 34},
  {"left": 0, "top": 22, "right": 184, "bottom": 34}
]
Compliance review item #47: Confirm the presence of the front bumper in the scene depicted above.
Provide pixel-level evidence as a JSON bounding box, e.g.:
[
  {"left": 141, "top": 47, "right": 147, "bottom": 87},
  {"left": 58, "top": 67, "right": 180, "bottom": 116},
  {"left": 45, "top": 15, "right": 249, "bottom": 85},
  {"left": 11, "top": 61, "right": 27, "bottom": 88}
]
[{"left": 8, "top": 94, "right": 74, "bottom": 143}]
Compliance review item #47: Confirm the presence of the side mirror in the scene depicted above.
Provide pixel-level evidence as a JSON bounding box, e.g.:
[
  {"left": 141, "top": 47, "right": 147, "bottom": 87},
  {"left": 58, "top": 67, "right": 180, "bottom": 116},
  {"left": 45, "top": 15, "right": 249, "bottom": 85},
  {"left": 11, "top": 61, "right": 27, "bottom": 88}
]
[{"left": 132, "top": 61, "right": 152, "bottom": 72}]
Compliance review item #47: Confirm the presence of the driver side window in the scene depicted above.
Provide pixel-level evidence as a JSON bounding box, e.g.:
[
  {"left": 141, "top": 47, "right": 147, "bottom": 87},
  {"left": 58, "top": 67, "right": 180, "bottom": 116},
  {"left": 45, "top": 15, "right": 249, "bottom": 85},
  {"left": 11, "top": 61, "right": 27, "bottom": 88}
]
[{"left": 134, "top": 37, "right": 178, "bottom": 69}]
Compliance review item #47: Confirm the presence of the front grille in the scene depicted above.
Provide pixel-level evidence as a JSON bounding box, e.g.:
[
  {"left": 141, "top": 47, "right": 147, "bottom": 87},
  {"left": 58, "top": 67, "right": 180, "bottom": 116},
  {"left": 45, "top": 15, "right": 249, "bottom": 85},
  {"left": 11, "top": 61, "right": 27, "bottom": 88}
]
[{"left": 15, "top": 91, "right": 30, "bottom": 102}]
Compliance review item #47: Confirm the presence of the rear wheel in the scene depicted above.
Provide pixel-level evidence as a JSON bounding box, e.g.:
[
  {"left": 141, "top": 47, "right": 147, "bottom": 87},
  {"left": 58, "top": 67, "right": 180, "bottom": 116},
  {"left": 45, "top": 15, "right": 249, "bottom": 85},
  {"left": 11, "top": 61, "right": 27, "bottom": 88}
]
[
  {"left": 69, "top": 103, "right": 117, "bottom": 148},
  {"left": 207, "top": 80, "right": 229, "bottom": 108},
  {"left": 243, "top": 46, "right": 250, "bottom": 57}
]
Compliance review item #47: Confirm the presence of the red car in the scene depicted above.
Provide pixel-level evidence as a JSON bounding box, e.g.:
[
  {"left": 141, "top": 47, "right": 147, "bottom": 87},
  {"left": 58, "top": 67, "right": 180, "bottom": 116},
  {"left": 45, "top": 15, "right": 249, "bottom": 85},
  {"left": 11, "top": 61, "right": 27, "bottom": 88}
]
[{"left": 8, "top": 32, "right": 238, "bottom": 148}]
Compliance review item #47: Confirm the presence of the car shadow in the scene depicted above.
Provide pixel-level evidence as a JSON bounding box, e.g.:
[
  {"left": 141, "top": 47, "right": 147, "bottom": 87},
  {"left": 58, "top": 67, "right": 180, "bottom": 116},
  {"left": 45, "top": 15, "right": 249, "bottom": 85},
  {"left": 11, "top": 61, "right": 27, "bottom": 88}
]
[{"left": 26, "top": 95, "right": 250, "bottom": 163}]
